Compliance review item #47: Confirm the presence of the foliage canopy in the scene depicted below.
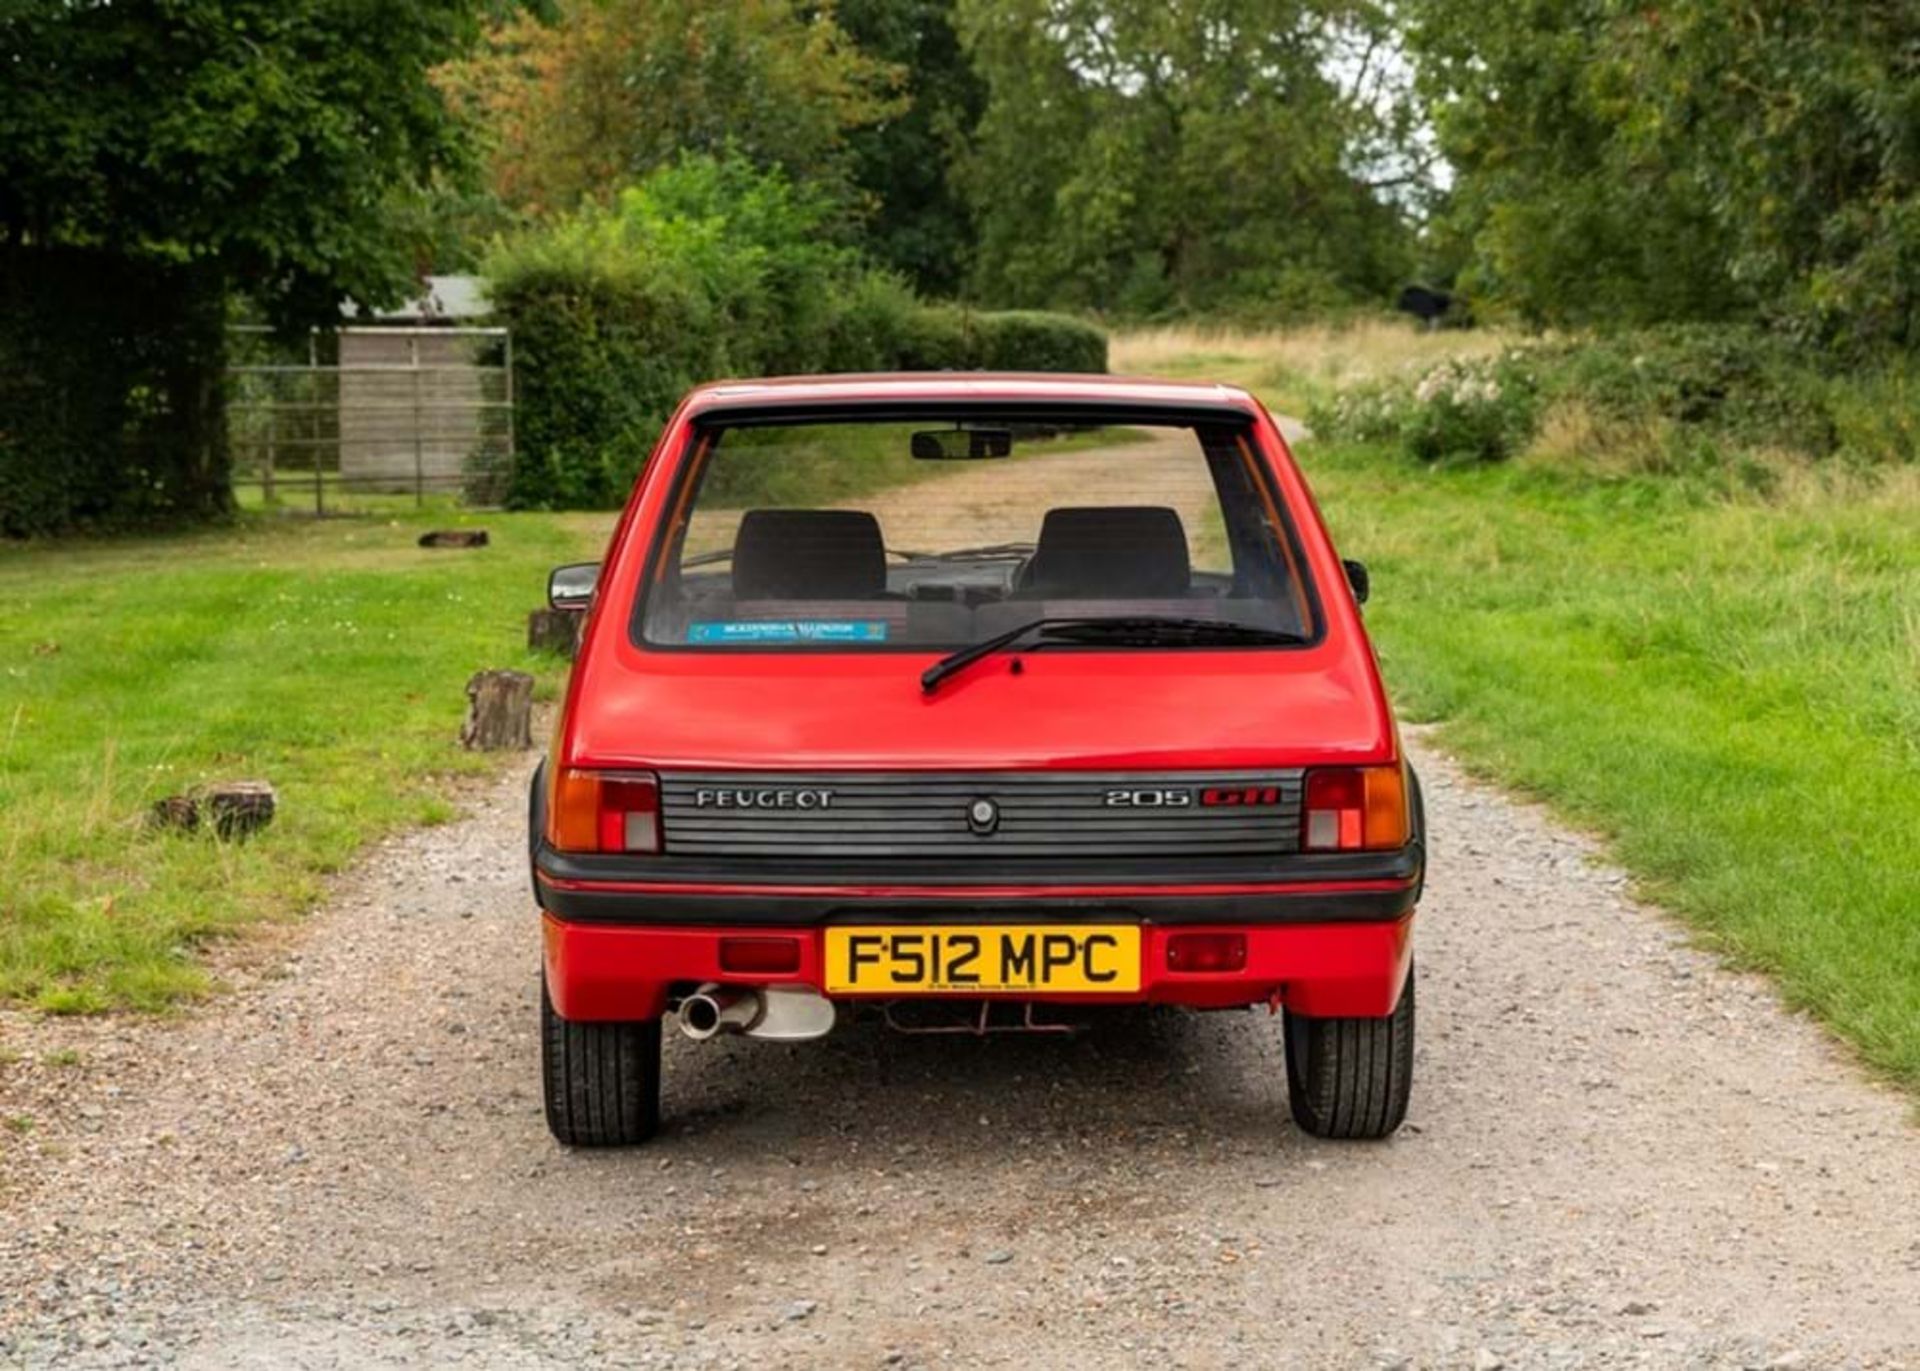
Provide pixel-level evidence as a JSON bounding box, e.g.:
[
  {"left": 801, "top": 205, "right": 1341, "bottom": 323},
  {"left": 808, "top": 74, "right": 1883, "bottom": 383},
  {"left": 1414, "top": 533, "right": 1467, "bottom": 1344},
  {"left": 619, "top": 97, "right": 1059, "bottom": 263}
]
[
  {"left": 956, "top": 0, "right": 1417, "bottom": 316},
  {"left": 836, "top": 0, "right": 987, "bottom": 295},
  {"left": 444, "top": 0, "right": 902, "bottom": 221},
  {"left": 0, "top": 0, "right": 493, "bottom": 327},
  {"left": 0, "top": 0, "right": 497, "bottom": 534},
  {"left": 1408, "top": 0, "right": 1920, "bottom": 349}
]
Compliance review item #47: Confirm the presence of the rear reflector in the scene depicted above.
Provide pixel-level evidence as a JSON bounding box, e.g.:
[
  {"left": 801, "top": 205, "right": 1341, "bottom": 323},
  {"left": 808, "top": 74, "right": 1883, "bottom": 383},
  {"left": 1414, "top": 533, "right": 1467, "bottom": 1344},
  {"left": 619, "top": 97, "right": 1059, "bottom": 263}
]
[
  {"left": 1166, "top": 932, "right": 1247, "bottom": 973},
  {"left": 720, "top": 937, "right": 802, "bottom": 975}
]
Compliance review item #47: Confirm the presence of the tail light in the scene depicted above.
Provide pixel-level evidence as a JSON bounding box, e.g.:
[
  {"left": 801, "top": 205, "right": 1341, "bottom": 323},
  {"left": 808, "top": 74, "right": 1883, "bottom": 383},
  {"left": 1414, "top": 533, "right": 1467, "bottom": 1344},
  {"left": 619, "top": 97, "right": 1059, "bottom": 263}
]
[
  {"left": 1302, "top": 765, "right": 1408, "bottom": 851},
  {"left": 546, "top": 768, "right": 661, "bottom": 854}
]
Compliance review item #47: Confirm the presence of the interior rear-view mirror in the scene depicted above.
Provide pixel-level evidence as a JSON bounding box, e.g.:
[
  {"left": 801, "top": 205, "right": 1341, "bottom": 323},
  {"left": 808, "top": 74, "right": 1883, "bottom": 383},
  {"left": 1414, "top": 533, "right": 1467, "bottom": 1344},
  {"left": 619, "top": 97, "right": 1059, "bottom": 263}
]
[
  {"left": 911, "top": 428, "right": 1013, "bottom": 460},
  {"left": 1343, "top": 558, "right": 1371, "bottom": 606},
  {"left": 548, "top": 562, "right": 600, "bottom": 611}
]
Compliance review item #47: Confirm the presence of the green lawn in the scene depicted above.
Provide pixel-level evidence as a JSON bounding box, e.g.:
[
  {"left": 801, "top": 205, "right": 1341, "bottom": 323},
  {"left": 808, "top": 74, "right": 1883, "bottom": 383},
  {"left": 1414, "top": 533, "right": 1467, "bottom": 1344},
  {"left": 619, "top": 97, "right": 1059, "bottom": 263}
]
[
  {"left": 1124, "top": 322, "right": 1918, "bottom": 1088},
  {"left": 0, "top": 506, "right": 608, "bottom": 1010},
  {"left": 1300, "top": 443, "right": 1919, "bottom": 1089},
  {"left": 0, "top": 425, "right": 1145, "bottom": 1014}
]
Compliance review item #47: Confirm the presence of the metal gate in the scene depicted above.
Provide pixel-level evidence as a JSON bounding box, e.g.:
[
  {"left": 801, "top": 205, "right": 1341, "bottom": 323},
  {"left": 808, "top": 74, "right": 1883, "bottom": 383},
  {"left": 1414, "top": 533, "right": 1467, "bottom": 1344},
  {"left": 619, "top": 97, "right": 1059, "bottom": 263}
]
[{"left": 227, "top": 325, "right": 514, "bottom": 512}]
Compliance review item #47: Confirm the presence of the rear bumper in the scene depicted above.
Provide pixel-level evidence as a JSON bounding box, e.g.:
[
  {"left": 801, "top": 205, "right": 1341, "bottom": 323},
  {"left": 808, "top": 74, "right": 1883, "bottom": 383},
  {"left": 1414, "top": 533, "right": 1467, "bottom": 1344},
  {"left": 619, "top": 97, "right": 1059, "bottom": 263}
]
[{"left": 542, "top": 908, "right": 1415, "bottom": 1022}]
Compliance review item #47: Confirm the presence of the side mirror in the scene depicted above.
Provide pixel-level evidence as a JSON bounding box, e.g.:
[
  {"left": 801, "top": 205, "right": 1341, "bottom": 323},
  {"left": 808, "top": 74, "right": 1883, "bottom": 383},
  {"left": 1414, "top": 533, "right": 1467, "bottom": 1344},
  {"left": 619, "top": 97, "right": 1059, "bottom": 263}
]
[
  {"left": 548, "top": 562, "right": 600, "bottom": 611},
  {"left": 1342, "top": 558, "right": 1371, "bottom": 606}
]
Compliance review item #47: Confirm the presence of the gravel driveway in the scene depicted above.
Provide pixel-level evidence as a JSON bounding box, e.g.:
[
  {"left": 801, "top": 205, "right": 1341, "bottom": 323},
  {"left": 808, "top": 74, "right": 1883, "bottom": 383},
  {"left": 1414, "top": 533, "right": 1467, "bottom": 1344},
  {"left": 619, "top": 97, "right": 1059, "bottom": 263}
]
[{"left": 1, "top": 735, "right": 1915, "bottom": 1369}]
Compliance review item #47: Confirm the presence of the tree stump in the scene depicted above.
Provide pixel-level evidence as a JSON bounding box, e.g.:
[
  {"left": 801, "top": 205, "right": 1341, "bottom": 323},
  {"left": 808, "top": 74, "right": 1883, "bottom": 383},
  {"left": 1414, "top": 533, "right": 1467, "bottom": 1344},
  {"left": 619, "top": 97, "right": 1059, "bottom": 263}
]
[
  {"left": 150, "top": 781, "right": 277, "bottom": 839},
  {"left": 460, "top": 669, "right": 535, "bottom": 751},
  {"left": 527, "top": 607, "right": 583, "bottom": 658},
  {"left": 150, "top": 793, "right": 200, "bottom": 833},
  {"left": 418, "top": 529, "right": 490, "bottom": 549},
  {"left": 206, "top": 782, "right": 277, "bottom": 839}
]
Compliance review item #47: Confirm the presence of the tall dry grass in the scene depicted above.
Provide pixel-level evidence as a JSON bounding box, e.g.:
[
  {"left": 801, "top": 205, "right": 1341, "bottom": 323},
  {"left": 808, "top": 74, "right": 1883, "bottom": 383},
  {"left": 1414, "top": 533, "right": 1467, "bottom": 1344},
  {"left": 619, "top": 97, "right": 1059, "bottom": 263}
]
[{"left": 1110, "top": 317, "right": 1520, "bottom": 414}]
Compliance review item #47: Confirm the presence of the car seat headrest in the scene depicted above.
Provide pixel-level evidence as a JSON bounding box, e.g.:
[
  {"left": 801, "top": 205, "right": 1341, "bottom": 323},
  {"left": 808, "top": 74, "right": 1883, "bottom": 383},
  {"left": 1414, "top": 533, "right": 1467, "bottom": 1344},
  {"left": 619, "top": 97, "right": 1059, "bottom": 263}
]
[
  {"left": 1024, "top": 506, "right": 1191, "bottom": 598},
  {"left": 731, "top": 509, "right": 888, "bottom": 600}
]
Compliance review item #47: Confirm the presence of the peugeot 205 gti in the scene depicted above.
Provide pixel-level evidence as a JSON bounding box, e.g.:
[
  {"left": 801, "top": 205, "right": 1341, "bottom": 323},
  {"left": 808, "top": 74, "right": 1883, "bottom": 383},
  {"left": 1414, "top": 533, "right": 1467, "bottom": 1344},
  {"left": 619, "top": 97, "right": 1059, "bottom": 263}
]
[{"left": 532, "top": 374, "right": 1425, "bottom": 1145}]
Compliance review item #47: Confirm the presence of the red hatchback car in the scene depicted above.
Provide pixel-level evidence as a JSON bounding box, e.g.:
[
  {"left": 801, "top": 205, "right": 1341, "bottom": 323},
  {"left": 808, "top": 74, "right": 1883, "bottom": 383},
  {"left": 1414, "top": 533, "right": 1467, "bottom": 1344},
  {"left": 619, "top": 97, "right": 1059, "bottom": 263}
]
[{"left": 533, "top": 374, "right": 1425, "bottom": 1145}]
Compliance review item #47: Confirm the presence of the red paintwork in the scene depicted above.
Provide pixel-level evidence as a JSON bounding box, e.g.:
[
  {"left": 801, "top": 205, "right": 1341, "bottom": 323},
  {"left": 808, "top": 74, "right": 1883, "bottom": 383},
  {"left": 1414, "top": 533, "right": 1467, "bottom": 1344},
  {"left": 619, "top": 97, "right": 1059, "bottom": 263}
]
[
  {"left": 561, "top": 375, "right": 1392, "bottom": 772},
  {"left": 544, "top": 374, "right": 1415, "bottom": 1022},
  {"left": 543, "top": 912, "right": 1414, "bottom": 1021}
]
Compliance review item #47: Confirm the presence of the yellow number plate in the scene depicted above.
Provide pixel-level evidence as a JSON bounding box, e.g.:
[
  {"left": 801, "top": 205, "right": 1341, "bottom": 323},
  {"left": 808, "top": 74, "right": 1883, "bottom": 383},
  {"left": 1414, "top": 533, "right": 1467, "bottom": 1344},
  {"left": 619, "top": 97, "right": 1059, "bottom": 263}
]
[{"left": 824, "top": 925, "right": 1141, "bottom": 994}]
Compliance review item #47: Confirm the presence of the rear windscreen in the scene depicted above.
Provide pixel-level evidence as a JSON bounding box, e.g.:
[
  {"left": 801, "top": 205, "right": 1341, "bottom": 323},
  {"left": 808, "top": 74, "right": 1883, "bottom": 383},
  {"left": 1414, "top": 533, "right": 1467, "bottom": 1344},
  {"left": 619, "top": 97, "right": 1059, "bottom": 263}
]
[{"left": 636, "top": 415, "right": 1318, "bottom": 650}]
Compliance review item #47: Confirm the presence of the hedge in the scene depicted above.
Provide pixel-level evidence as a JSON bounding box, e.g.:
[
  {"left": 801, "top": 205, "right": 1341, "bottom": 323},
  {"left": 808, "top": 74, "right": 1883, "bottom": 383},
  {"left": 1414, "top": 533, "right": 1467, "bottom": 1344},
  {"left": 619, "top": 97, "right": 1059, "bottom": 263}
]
[
  {"left": 493, "top": 283, "right": 1109, "bottom": 509},
  {"left": 974, "top": 310, "right": 1109, "bottom": 373},
  {"left": 1, "top": 248, "right": 231, "bottom": 536},
  {"left": 485, "top": 159, "right": 1107, "bottom": 509}
]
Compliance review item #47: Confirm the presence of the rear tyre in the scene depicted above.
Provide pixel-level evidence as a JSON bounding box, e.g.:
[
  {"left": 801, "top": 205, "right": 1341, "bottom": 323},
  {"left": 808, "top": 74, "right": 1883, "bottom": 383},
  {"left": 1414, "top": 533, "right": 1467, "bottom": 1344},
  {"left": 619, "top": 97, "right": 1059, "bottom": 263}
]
[
  {"left": 541, "top": 976, "right": 661, "bottom": 1147},
  {"left": 1283, "top": 964, "right": 1415, "bottom": 1140}
]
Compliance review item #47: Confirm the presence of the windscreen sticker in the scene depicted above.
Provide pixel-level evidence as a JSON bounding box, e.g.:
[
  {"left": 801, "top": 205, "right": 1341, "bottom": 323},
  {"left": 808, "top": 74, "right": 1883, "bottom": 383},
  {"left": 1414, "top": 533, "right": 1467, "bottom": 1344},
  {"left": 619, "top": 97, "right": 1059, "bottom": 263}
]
[{"left": 688, "top": 620, "right": 890, "bottom": 645}]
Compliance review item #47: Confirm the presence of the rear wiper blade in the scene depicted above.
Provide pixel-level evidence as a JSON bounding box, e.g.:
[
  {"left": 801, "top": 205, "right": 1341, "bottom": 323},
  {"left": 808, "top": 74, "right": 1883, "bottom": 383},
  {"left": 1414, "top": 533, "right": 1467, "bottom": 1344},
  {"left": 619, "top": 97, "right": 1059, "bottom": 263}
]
[
  {"left": 1046, "top": 616, "right": 1310, "bottom": 646},
  {"left": 920, "top": 615, "right": 1308, "bottom": 695}
]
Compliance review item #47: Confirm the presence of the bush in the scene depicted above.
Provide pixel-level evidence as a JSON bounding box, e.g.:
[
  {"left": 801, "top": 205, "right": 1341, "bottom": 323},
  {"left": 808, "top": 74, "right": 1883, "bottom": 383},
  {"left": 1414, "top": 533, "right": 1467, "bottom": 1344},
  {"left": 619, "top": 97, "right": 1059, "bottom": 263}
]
[
  {"left": 871, "top": 306, "right": 1108, "bottom": 373},
  {"left": 974, "top": 311, "right": 1109, "bottom": 373},
  {"left": 1826, "top": 369, "right": 1918, "bottom": 468},
  {"left": 1311, "top": 352, "right": 1539, "bottom": 465},
  {"left": 1305, "top": 380, "right": 1408, "bottom": 445},
  {"left": 1402, "top": 358, "right": 1539, "bottom": 464},
  {"left": 820, "top": 272, "right": 924, "bottom": 373},
  {"left": 489, "top": 258, "right": 719, "bottom": 509},
  {"left": 889, "top": 304, "right": 977, "bottom": 371},
  {"left": 488, "top": 156, "right": 1109, "bottom": 508},
  {"left": 1310, "top": 324, "right": 1916, "bottom": 478},
  {"left": 1521, "top": 326, "right": 1920, "bottom": 474},
  {"left": 1532, "top": 327, "right": 1835, "bottom": 455}
]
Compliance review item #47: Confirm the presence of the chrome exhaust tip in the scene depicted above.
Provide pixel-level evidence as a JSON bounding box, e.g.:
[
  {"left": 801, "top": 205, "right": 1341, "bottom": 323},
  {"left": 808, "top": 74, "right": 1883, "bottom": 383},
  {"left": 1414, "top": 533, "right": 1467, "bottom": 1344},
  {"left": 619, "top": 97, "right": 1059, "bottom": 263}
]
[
  {"left": 675, "top": 984, "right": 835, "bottom": 1042},
  {"left": 677, "top": 985, "right": 761, "bottom": 1041}
]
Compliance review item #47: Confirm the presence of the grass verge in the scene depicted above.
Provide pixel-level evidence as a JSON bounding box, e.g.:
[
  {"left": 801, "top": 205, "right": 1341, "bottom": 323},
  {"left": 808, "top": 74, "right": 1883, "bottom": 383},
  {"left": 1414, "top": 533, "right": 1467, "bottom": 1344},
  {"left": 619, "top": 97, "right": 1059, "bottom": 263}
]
[
  {"left": 1297, "top": 441, "right": 1919, "bottom": 1089},
  {"left": 0, "top": 506, "right": 607, "bottom": 1010},
  {"left": 1117, "top": 320, "right": 1917, "bottom": 1089}
]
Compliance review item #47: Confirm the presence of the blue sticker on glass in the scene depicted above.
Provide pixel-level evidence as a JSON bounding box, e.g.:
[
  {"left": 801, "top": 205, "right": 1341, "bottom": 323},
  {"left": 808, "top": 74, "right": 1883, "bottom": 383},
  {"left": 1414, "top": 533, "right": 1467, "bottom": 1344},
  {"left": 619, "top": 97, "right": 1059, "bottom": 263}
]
[{"left": 688, "top": 621, "right": 890, "bottom": 644}]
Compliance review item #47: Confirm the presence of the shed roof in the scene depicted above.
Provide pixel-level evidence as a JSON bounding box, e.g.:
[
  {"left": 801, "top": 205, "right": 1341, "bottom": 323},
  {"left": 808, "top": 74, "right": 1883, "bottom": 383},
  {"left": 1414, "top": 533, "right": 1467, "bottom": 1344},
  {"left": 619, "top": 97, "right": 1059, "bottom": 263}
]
[{"left": 346, "top": 274, "right": 491, "bottom": 323}]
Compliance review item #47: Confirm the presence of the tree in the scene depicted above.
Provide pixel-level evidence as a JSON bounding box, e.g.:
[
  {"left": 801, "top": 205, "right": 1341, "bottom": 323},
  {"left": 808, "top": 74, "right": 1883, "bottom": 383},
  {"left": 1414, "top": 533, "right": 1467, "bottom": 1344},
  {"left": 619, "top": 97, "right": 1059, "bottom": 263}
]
[
  {"left": 955, "top": 0, "right": 1417, "bottom": 315},
  {"left": 445, "top": 0, "right": 903, "bottom": 220},
  {"left": 835, "top": 0, "right": 986, "bottom": 295},
  {"left": 0, "top": 0, "right": 493, "bottom": 327},
  {"left": 1406, "top": 0, "right": 1919, "bottom": 348},
  {"left": 0, "top": 0, "right": 496, "bottom": 530}
]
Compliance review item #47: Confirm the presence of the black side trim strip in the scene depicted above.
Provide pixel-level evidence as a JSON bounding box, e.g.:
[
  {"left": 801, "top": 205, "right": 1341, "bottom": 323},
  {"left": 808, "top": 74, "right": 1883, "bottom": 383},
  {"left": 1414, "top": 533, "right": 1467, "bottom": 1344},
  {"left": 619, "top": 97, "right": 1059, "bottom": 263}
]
[{"left": 536, "top": 881, "right": 1416, "bottom": 928}]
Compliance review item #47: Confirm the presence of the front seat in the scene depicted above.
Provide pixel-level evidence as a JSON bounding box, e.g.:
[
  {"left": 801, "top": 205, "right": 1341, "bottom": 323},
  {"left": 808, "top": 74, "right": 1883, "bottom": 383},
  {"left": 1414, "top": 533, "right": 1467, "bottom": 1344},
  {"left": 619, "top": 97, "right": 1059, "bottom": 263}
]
[
  {"left": 1015, "top": 506, "right": 1191, "bottom": 598},
  {"left": 731, "top": 509, "right": 889, "bottom": 600}
]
